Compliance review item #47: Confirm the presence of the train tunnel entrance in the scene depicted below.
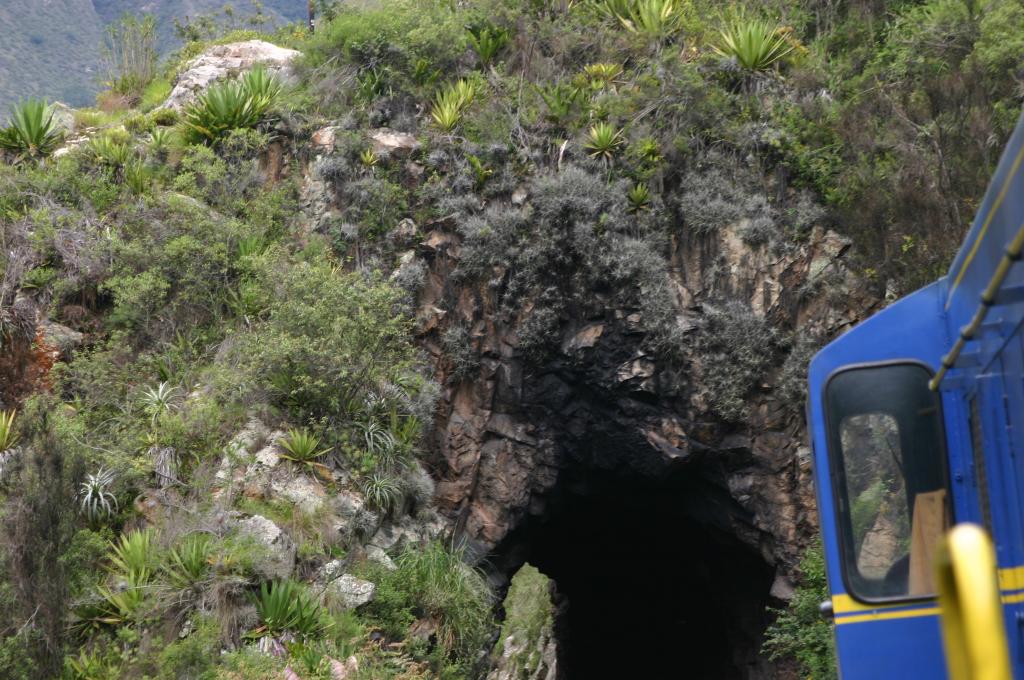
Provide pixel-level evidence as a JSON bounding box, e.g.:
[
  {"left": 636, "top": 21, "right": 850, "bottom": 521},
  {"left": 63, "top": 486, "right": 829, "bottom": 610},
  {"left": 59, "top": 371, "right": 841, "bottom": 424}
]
[{"left": 492, "top": 464, "right": 780, "bottom": 680}]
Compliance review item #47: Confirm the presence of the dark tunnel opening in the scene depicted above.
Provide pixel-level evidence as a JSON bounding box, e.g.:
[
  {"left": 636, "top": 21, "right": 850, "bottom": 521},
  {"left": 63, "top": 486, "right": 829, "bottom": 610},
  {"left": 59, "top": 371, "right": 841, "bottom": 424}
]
[{"left": 492, "top": 465, "right": 779, "bottom": 680}]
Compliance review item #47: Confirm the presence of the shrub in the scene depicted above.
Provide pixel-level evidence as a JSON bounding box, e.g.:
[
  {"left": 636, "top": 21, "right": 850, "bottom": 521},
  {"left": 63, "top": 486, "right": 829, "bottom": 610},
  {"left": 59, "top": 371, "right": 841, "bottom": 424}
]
[
  {"left": 762, "top": 543, "right": 837, "bottom": 679},
  {"left": 441, "top": 325, "right": 480, "bottom": 380},
  {"left": 696, "top": 301, "right": 781, "bottom": 420},
  {"left": 365, "top": 542, "right": 493, "bottom": 658},
  {"left": 232, "top": 258, "right": 417, "bottom": 423},
  {"left": 0, "top": 99, "right": 64, "bottom": 161},
  {"left": 102, "top": 13, "right": 157, "bottom": 99}
]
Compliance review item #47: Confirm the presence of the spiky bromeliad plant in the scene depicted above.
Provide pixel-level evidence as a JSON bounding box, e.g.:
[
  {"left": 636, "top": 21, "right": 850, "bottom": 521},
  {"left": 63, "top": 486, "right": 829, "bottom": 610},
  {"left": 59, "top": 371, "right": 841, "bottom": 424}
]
[
  {"left": 249, "top": 580, "right": 329, "bottom": 641},
  {"left": 163, "top": 533, "right": 213, "bottom": 589},
  {"left": 183, "top": 65, "right": 280, "bottom": 143},
  {"left": 0, "top": 409, "right": 18, "bottom": 453},
  {"left": 466, "top": 23, "right": 511, "bottom": 67},
  {"left": 80, "top": 467, "right": 119, "bottom": 522},
  {"left": 430, "top": 79, "right": 477, "bottom": 133},
  {"left": 0, "top": 99, "right": 63, "bottom": 160},
  {"left": 360, "top": 470, "right": 403, "bottom": 514},
  {"left": 713, "top": 16, "right": 802, "bottom": 71},
  {"left": 278, "top": 428, "right": 332, "bottom": 477},
  {"left": 584, "top": 122, "right": 625, "bottom": 163}
]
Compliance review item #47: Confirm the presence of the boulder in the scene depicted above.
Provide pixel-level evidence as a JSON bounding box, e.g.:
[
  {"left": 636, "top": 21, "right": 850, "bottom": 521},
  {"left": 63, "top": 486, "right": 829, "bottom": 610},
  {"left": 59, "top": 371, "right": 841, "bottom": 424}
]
[
  {"left": 162, "top": 40, "right": 301, "bottom": 111},
  {"left": 235, "top": 514, "right": 296, "bottom": 579},
  {"left": 369, "top": 128, "right": 421, "bottom": 157},
  {"left": 317, "top": 563, "right": 376, "bottom": 609},
  {"left": 41, "top": 320, "right": 84, "bottom": 356}
]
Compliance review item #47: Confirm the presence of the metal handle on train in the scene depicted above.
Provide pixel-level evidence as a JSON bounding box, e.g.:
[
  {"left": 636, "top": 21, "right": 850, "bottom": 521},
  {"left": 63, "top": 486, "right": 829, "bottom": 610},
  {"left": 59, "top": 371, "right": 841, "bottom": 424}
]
[{"left": 935, "top": 523, "right": 1012, "bottom": 680}]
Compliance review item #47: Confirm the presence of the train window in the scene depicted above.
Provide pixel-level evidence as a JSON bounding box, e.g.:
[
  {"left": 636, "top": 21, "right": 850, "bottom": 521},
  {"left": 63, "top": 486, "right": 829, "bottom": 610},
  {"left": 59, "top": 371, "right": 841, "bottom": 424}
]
[{"left": 826, "top": 363, "right": 950, "bottom": 601}]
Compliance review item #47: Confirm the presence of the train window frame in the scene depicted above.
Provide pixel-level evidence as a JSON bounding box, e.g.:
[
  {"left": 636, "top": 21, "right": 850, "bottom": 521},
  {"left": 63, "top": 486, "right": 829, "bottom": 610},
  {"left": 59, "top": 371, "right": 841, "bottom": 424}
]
[{"left": 823, "top": 360, "right": 953, "bottom": 605}]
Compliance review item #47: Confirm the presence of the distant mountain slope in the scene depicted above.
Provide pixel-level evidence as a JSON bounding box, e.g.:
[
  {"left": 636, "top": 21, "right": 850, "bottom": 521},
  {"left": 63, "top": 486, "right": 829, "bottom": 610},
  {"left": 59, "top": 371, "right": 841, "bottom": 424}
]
[
  {"left": 0, "top": 0, "right": 307, "bottom": 114},
  {"left": 0, "top": 0, "right": 106, "bottom": 112}
]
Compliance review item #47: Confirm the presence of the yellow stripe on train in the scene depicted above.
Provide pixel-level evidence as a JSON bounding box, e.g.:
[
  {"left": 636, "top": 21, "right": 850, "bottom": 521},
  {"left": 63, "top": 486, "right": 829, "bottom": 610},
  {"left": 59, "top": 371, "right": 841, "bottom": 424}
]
[{"left": 831, "top": 566, "right": 1024, "bottom": 625}]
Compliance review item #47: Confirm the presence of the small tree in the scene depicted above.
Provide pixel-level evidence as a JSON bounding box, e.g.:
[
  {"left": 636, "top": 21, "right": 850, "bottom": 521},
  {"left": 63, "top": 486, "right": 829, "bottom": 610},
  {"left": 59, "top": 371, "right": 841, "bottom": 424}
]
[{"left": 103, "top": 13, "right": 157, "bottom": 100}]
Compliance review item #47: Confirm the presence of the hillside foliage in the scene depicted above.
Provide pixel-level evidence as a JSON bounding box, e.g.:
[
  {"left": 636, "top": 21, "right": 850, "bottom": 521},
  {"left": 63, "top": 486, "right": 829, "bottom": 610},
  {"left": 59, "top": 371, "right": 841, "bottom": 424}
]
[{"left": 0, "top": 0, "right": 1020, "bottom": 677}]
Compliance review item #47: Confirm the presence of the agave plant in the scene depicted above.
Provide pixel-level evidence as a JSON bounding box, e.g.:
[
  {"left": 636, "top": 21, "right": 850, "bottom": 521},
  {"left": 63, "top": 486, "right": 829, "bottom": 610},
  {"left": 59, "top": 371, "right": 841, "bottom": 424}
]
[
  {"left": 279, "top": 428, "right": 332, "bottom": 476},
  {"left": 537, "top": 82, "right": 581, "bottom": 125},
  {"left": 619, "top": 0, "right": 688, "bottom": 41},
  {"left": 581, "top": 62, "right": 624, "bottom": 91},
  {"left": 714, "top": 16, "right": 801, "bottom": 71},
  {"left": 360, "top": 470, "right": 403, "bottom": 514},
  {"left": 584, "top": 122, "right": 625, "bottom": 163},
  {"left": 431, "top": 79, "right": 477, "bottom": 133},
  {"left": 627, "top": 183, "right": 652, "bottom": 212},
  {"left": 80, "top": 467, "right": 119, "bottom": 522},
  {"left": 0, "top": 99, "right": 63, "bottom": 160},
  {"left": 183, "top": 67, "right": 279, "bottom": 143},
  {"left": 108, "top": 529, "right": 156, "bottom": 582},
  {"left": 139, "top": 381, "right": 182, "bottom": 424},
  {"left": 87, "top": 133, "right": 133, "bottom": 168},
  {"left": 163, "top": 533, "right": 212, "bottom": 589},
  {"left": 250, "top": 580, "right": 328, "bottom": 640},
  {"left": 354, "top": 419, "right": 396, "bottom": 457},
  {"left": 466, "top": 23, "right": 511, "bottom": 67},
  {"left": 0, "top": 409, "right": 18, "bottom": 453}
]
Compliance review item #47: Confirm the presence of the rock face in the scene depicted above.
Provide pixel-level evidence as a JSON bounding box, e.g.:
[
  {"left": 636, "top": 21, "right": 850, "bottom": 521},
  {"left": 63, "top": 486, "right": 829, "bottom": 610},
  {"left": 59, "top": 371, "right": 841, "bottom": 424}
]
[
  {"left": 415, "top": 220, "right": 875, "bottom": 583},
  {"left": 161, "top": 40, "right": 300, "bottom": 111},
  {"left": 234, "top": 513, "right": 296, "bottom": 580}
]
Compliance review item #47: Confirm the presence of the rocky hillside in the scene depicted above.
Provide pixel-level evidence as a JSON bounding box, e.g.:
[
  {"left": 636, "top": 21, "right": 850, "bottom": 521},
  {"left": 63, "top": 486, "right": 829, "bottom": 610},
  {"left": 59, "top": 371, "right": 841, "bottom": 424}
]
[{"left": 0, "top": 0, "right": 1020, "bottom": 678}]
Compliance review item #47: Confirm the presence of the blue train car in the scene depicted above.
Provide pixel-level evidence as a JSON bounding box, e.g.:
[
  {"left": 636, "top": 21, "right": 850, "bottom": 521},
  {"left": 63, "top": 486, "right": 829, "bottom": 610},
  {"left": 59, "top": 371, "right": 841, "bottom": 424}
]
[{"left": 807, "top": 109, "right": 1024, "bottom": 678}]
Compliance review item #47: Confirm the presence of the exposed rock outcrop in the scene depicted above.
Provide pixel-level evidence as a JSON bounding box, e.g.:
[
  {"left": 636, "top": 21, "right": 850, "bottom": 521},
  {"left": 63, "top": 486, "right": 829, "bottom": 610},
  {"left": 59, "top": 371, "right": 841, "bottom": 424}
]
[{"left": 161, "top": 40, "right": 300, "bottom": 111}]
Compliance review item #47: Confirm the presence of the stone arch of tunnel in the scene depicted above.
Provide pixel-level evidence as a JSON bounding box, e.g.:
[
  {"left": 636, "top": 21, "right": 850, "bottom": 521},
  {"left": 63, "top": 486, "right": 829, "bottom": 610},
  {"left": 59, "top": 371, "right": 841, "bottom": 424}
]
[{"left": 488, "top": 456, "right": 782, "bottom": 680}]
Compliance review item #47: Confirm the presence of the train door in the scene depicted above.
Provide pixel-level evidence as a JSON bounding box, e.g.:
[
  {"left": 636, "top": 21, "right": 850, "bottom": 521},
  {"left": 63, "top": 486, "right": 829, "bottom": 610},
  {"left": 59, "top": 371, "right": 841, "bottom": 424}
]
[{"left": 808, "top": 282, "right": 953, "bottom": 679}]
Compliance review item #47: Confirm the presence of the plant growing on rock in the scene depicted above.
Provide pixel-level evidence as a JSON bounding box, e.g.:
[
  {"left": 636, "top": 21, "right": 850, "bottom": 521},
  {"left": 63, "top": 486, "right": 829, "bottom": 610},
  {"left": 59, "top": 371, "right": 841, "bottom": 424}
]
[
  {"left": 0, "top": 99, "right": 63, "bottom": 161},
  {"left": 279, "top": 428, "right": 332, "bottom": 476},
  {"left": 182, "top": 66, "right": 280, "bottom": 143},
  {"left": 79, "top": 467, "right": 118, "bottom": 522},
  {"left": 360, "top": 471, "right": 403, "bottom": 514}
]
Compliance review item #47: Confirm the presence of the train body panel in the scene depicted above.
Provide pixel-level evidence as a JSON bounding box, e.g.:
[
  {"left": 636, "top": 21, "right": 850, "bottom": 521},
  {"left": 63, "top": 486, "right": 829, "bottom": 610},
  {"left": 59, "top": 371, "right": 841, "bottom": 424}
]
[{"left": 808, "top": 111, "right": 1024, "bottom": 678}]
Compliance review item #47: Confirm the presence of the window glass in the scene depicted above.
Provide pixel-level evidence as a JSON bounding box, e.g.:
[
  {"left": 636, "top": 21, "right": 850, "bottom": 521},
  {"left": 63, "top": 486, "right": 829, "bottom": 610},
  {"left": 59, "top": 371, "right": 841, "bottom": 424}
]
[{"left": 826, "top": 364, "right": 950, "bottom": 600}]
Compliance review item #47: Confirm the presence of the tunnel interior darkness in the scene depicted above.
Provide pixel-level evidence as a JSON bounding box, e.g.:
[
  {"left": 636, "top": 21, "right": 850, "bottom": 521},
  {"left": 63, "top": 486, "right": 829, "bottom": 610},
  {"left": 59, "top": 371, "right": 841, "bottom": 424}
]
[{"left": 494, "top": 465, "right": 777, "bottom": 680}]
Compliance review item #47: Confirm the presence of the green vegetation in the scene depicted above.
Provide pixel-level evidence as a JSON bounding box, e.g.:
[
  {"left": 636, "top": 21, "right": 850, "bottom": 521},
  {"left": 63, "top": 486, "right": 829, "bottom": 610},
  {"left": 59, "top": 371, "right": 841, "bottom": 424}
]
[
  {"left": 182, "top": 66, "right": 281, "bottom": 142},
  {"left": 763, "top": 543, "right": 837, "bottom": 680},
  {"left": 0, "top": 0, "right": 1020, "bottom": 676},
  {"left": 0, "top": 99, "right": 63, "bottom": 161}
]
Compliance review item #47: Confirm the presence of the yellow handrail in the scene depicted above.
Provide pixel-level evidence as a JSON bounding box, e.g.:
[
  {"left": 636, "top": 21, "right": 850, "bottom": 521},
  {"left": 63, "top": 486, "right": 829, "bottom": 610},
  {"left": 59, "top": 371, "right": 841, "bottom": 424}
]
[{"left": 935, "top": 523, "right": 1012, "bottom": 680}]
